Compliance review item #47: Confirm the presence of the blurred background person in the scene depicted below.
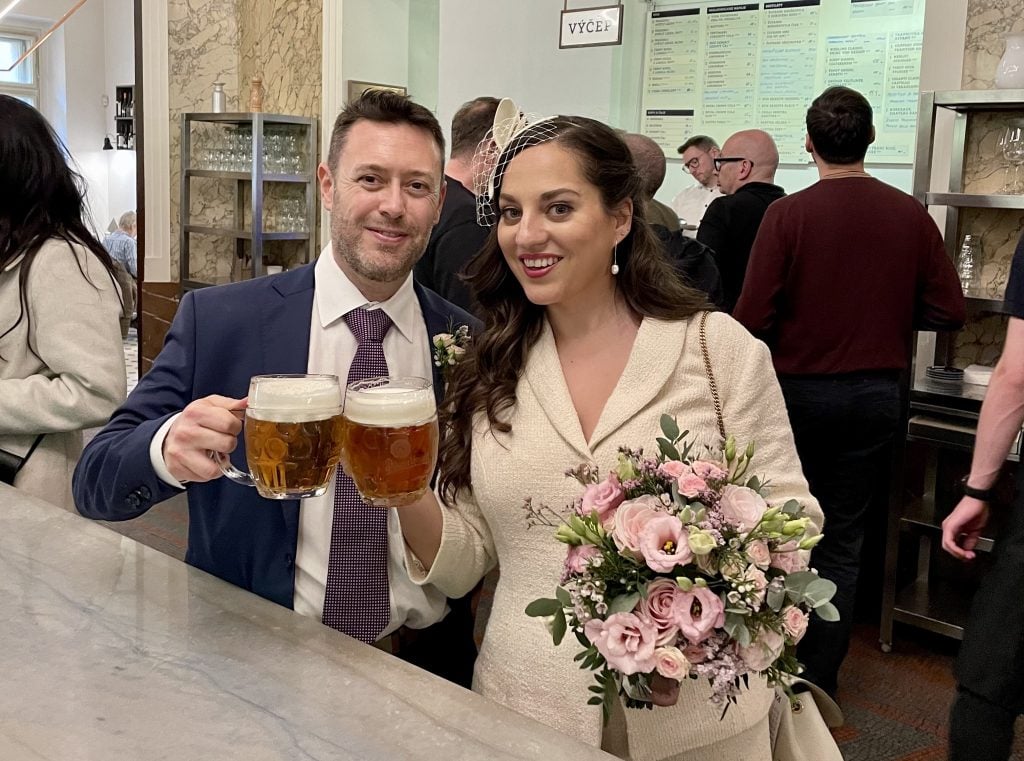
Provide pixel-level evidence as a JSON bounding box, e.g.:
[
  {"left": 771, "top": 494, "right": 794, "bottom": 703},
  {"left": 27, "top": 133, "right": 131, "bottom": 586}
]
[
  {"left": 623, "top": 131, "right": 724, "bottom": 308},
  {"left": 415, "top": 96, "right": 500, "bottom": 314},
  {"left": 697, "top": 129, "right": 784, "bottom": 314},
  {"left": 0, "top": 95, "right": 126, "bottom": 509},
  {"left": 735, "top": 86, "right": 965, "bottom": 698},
  {"left": 671, "top": 134, "right": 721, "bottom": 237},
  {"left": 102, "top": 210, "right": 138, "bottom": 339}
]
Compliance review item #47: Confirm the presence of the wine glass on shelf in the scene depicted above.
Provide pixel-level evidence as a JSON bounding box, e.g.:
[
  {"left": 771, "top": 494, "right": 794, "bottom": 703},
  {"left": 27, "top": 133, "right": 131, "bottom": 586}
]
[{"left": 1000, "top": 122, "right": 1024, "bottom": 194}]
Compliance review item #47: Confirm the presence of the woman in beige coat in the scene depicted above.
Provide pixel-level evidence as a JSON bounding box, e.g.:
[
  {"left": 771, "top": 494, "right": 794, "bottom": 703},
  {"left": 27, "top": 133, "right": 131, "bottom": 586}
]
[
  {"left": 0, "top": 96, "right": 126, "bottom": 509},
  {"left": 396, "top": 114, "right": 821, "bottom": 760}
]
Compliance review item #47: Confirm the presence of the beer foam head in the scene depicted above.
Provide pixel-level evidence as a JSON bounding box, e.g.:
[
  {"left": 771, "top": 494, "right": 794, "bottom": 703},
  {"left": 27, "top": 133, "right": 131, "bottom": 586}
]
[
  {"left": 344, "top": 383, "right": 436, "bottom": 427},
  {"left": 249, "top": 375, "right": 342, "bottom": 422}
]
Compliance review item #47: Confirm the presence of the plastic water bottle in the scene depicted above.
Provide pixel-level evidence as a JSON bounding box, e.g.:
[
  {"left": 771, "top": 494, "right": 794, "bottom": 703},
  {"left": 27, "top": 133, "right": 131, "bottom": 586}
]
[{"left": 956, "top": 234, "right": 982, "bottom": 297}]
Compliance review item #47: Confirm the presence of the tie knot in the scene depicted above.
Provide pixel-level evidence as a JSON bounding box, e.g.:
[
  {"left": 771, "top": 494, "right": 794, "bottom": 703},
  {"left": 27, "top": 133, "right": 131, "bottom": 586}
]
[{"left": 345, "top": 307, "right": 393, "bottom": 344}]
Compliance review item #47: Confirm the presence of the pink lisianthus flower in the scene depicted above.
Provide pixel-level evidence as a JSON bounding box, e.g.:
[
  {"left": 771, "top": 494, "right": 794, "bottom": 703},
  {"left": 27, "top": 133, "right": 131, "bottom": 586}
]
[
  {"left": 770, "top": 541, "right": 810, "bottom": 574},
  {"left": 639, "top": 513, "right": 694, "bottom": 572},
  {"left": 692, "top": 460, "right": 728, "bottom": 482},
  {"left": 584, "top": 613, "right": 659, "bottom": 675},
  {"left": 719, "top": 485, "right": 768, "bottom": 534},
  {"left": 677, "top": 472, "right": 708, "bottom": 499},
  {"left": 561, "top": 544, "right": 601, "bottom": 582},
  {"left": 658, "top": 460, "right": 687, "bottom": 480},
  {"left": 738, "top": 626, "right": 786, "bottom": 671},
  {"left": 653, "top": 646, "right": 690, "bottom": 680},
  {"left": 673, "top": 586, "right": 726, "bottom": 645},
  {"left": 612, "top": 496, "right": 664, "bottom": 554},
  {"left": 781, "top": 606, "right": 810, "bottom": 642},
  {"left": 579, "top": 473, "right": 625, "bottom": 528},
  {"left": 638, "top": 578, "right": 684, "bottom": 646}
]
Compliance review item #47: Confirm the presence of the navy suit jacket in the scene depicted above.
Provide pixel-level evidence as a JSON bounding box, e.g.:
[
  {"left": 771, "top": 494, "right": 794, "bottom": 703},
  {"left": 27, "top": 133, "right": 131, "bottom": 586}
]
[{"left": 73, "top": 264, "right": 479, "bottom": 609}]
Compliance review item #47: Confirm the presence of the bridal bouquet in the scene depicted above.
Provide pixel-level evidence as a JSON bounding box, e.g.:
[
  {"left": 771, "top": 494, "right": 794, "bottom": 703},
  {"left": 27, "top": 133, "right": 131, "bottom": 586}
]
[{"left": 524, "top": 416, "right": 836, "bottom": 721}]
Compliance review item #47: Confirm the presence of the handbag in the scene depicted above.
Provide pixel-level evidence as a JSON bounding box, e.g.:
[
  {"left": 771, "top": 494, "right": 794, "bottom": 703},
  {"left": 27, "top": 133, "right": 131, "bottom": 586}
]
[
  {"left": 698, "top": 312, "right": 844, "bottom": 761},
  {"left": 769, "top": 677, "right": 844, "bottom": 761},
  {"left": 0, "top": 434, "right": 44, "bottom": 486}
]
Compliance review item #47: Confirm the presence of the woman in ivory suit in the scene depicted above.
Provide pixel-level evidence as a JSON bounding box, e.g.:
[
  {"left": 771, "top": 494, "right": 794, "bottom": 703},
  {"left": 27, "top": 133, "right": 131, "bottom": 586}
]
[
  {"left": 0, "top": 96, "right": 126, "bottom": 509},
  {"left": 397, "top": 113, "right": 822, "bottom": 760}
]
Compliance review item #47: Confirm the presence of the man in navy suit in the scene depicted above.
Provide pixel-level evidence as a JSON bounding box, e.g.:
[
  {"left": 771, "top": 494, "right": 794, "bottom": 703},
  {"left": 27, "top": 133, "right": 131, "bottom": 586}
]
[{"left": 74, "top": 91, "right": 479, "bottom": 686}]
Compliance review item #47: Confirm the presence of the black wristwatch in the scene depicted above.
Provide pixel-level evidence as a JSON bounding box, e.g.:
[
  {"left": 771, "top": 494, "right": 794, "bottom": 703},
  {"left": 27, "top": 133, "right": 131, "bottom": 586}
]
[{"left": 960, "top": 476, "right": 994, "bottom": 502}]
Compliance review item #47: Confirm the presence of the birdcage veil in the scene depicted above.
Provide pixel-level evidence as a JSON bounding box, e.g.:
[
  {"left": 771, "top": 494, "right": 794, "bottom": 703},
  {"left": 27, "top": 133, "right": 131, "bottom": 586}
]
[{"left": 471, "top": 98, "right": 560, "bottom": 226}]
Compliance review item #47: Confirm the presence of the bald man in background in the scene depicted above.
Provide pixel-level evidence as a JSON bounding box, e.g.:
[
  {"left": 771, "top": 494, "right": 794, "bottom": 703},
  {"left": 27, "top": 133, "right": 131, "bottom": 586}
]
[{"left": 697, "top": 129, "right": 784, "bottom": 313}]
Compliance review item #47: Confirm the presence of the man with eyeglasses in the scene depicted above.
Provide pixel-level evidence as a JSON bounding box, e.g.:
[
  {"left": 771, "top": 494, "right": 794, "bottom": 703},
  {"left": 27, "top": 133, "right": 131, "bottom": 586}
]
[
  {"left": 670, "top": 135, "right": 722, "bottom": 238},
  {"left": 695, "top": 129, "right": 785, "bottom": 313}
]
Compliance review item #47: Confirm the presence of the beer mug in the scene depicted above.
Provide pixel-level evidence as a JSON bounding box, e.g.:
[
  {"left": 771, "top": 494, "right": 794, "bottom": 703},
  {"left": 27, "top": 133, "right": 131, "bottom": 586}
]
[
  {"left": 217, "top": 374, "right": 345, "bottom": 500},
  {"left": 341, "top": 376, "right": 439, "bottom": 508}
]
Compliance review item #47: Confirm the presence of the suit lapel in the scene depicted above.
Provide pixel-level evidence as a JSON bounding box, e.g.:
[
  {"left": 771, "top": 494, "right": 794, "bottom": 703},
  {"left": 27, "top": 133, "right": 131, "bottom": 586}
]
[
  {"left": 586, "top": 318, "right": 687, "bottom": 451},
  {"left": 524, "top": 320, "right": 593, "bottom": 460}
]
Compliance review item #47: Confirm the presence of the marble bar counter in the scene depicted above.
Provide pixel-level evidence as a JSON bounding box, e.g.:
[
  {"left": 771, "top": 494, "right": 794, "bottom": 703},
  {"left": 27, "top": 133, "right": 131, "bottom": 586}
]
[{"left": 0, "top": 483, "right": 613, "bottom": 760}]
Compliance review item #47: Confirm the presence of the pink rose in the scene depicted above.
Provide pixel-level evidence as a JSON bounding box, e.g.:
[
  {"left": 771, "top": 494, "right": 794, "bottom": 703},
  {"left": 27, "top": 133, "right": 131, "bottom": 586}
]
[
  {"left": 580, "top": 473, "right": 625, "bottom": 528},
  {"left": 744, "top": 565, "right": 768, "bottom": 607},
  {"left": 612, "top": 496, "right": 664, "bottom": 554},
  {"left": 677, "top": 473, "right": 708, "bottom": 499},
  {"left": 692, "top": 460, "right": 728, "bottom": 482},
  {"left": 770, "top": 541, "right": 810, "bottom": 574},
  {"left": 681, "top": 642, "right": 710, "bottom": 664},
  {"left": 659, "top": 460, "right": 687, "bottom": 480},
  {"left": 673, "top": 586, "right": 726, "bottom": 645},
  {"left": 746, "top": 539, "right": 771, "bottom": 569},
  {"left": 562, "top": 544, "right": 601, "bottom": 581},
  {"left": 638, "top": 578, "right": 683, "bottom": 646},
  {"left": 739, "top": 626, "right": 786, "bottom": 671},
  {"left": 584, "top": 613, "right": 658, "bottom": 675},
  {"left": 719, "top": 485, "right": 768, "bottom": 534},
  {"left": 653, "top": 646, "right": 690, "bottom": 680},
  {"left": 639, "top": 513, "right": 694, "bottom": 573},
  {"left": 782, "top": 606, "right": 809, "bottom": 642}
]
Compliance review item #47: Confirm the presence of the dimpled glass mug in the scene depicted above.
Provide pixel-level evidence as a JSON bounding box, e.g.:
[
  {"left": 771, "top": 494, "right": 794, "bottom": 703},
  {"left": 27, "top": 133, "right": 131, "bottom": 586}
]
[
  {"left": 341, "top": 376, "right": 439, "bottom": 508},
  {"left": 217, "top": 374, "right": 345, "bottom": 499}
]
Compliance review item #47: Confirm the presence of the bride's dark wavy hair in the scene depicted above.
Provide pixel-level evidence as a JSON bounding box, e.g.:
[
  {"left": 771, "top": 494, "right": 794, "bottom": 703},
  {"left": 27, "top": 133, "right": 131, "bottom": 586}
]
[
  {"left": 437, "top": 115, "right": 710, "bottom": 504},
  {"left": 0, "top": 95, "right": 118, "bottom": 347}
]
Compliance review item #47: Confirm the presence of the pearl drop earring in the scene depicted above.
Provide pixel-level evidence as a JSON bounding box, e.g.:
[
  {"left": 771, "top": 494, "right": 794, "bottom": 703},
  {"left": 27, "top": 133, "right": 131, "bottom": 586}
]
[{"left": 611, "top": 244, "right": 620, "bottom": 275}]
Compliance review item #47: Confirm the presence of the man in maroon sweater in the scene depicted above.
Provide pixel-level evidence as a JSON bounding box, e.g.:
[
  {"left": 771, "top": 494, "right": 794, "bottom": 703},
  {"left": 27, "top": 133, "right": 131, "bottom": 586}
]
[{"left": 734, "top": 86, "right": 965, "bottom": 698}]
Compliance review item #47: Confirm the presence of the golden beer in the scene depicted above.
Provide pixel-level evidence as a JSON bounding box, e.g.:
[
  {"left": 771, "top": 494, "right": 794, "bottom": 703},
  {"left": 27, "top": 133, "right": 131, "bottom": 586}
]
[
  {"left": 342, "top": 377, "right": 438, "bottom": 507},
  {"left": 218, "top": 375, "right": 344, "bottom": 500}
]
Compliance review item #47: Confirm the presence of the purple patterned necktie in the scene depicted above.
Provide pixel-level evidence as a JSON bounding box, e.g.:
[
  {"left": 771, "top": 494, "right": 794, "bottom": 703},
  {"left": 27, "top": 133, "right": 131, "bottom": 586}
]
[{"left": 322, "top": 307, "right": 392, "bottom": 643}]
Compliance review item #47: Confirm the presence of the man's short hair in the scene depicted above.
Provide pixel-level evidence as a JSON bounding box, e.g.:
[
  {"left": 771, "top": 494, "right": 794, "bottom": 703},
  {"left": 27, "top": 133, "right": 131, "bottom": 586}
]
[
  {"left": 623, "top": 133, "right": 666, "bottom": 198},
  {"left": 806, "top": 86, "right": 873, "bottom": 164},
  {"left": 450, "top": 97, "right": 500, "bottom": 160},
  {"left": 118, "top": 210, "right": 137, "bottom": 230},
  {"left": 327, "top": 89, "right": 445, "bottom": 172},
  {"left": 676, "top": 135, "right": 718, "bottom": 156}
]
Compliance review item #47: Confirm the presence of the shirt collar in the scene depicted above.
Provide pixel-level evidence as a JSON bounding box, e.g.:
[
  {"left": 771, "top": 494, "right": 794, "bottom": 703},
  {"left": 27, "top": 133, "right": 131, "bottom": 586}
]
[{"left": 314, "top": 244, "right": 419, "bottom": 342}]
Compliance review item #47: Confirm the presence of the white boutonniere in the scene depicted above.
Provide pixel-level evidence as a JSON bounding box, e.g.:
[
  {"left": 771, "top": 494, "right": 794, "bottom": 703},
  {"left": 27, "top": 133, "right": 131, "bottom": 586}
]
[{"left": 432, "top": 323, "right": 471, "bottom": 380}]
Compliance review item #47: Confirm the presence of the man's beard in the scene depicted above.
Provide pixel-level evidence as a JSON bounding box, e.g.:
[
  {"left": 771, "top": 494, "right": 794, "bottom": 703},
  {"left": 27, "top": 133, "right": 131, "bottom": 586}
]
[{"left": 332, "top": 216, "right": 429, "bottom": 284}]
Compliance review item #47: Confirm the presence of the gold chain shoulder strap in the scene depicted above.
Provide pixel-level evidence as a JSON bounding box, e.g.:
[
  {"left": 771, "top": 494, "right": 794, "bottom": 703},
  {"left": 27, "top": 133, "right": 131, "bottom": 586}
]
[{"left": 699, "top": 311, "right": 726, "bottom": 441}]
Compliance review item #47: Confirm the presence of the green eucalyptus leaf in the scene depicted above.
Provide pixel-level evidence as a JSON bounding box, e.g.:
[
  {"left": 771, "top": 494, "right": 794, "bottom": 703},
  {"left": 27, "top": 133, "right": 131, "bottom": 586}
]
[
  {"left": 814, "top": 601, "right": 840, "bottom": 622},
  {"left": 609, "top": 592, "right": 641, "bottom": 615},
  {"left": 525, "top": 598, "right": 562, "bottom": 617},
  {"left": 767, "top": 584, "right": 787, "bottom": 612},
  {"left": 782, "top": 499, "right": 802, "bottom": 516},
  {"left": 657, "top": 437, "right": 681, "bottom": 461},
  {"left": 746, "top": 475, "right": 761, "bottom": 491},
  {"left": 660, "top": 414, "right": 681, "bottom": 442},
  {"left": 555, "top": 586, "right": 573, "bottom": 606},
  {"left": 552, "top": 608, "right": 568, "bottom": 645},
  {"left": 804, "top": 578, "right": 837, "bottom": 606}
]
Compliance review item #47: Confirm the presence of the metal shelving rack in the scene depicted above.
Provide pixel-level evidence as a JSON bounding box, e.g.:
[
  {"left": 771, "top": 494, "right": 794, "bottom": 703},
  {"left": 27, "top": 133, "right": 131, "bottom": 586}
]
[
  {"left": 880, "top": 89, "right": 1024, "bottom": 650},
  {"left": 179, "top": 112, "right": 318, "bottom": 293}
]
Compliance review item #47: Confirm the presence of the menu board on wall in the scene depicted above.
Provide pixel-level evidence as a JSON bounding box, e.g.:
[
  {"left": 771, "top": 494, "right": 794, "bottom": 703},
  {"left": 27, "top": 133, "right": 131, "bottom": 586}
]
[{"left": 641, "top": 0, "right": 926, "bottom": 164}]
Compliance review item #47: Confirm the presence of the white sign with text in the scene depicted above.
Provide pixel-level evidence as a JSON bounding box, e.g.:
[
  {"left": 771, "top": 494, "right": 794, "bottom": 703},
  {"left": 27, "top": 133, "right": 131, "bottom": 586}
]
[{"left": 560, "top": 4, "right": 624, "bottom": 49}]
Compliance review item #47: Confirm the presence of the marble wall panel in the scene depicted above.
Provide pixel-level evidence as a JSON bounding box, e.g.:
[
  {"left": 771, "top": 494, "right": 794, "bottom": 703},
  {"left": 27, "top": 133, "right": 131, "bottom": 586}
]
[
  {"left": 168, "top": 0, "right": 241, "bottom": 284},
  {"left": 962, "top": 0, "right": 1024, "bottom": 90}
]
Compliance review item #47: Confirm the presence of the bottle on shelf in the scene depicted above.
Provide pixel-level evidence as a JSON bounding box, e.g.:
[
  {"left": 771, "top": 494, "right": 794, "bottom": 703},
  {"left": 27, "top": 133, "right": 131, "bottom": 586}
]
[{"left": 956, "top": 234, "right": 984, "bottom": 297}]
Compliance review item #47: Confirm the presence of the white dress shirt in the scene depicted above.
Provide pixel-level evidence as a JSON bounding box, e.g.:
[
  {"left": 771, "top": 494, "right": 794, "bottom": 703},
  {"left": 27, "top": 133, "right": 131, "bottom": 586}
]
[
  {"left": 150, "top": 246, "right": 446, "bottom": 637},
  {"left": 671, "top": 184, "right": 723, "bottom": 237}
]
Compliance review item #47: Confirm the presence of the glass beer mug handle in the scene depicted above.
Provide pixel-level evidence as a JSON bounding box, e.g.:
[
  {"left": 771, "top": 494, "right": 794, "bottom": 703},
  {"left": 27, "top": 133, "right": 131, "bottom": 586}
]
[{"left": 211, "top": 449, "right": 256, "bottom": 487}]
